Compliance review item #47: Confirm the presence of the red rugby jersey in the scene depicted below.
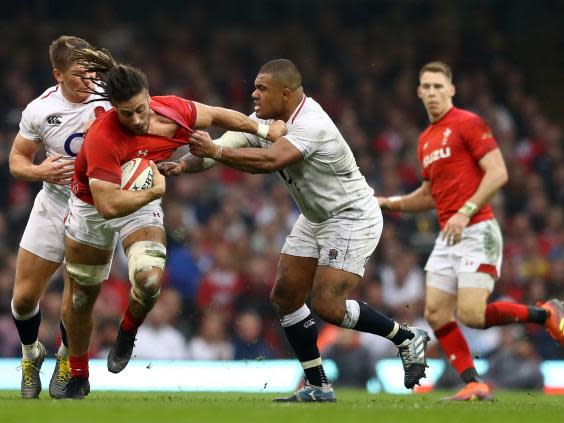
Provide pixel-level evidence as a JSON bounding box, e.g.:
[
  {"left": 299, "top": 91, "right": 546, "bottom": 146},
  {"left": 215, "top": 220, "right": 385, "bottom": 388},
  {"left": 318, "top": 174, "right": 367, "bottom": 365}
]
[
  {"left": 417, "top": 107, "right": 498, "bottom": 229},
  {"left": 72, "top": 96, "right": 197, "bottom": 205}
]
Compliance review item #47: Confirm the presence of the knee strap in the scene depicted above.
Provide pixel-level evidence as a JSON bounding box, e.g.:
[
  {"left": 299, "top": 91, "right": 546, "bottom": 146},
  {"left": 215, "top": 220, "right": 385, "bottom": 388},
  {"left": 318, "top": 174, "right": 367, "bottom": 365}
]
[
  {"left": 127, "top": 241, "right": 167, "bottom": 285},
  {"left": 66, "top": 262, "right": 109, "bottom": 286}
]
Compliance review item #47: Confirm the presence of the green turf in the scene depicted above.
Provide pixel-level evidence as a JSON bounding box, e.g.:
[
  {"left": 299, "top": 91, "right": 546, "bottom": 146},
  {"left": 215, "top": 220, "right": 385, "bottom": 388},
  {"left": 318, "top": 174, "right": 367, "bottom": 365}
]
[{"left": 0, "top": 390, "right": 561, "bottom": 423}]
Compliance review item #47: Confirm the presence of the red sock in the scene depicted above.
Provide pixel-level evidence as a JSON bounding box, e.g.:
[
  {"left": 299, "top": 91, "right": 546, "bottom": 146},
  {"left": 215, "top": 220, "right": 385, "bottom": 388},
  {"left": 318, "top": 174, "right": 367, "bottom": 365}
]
[
  {"left": 69, "top": 354, "right": 89, "bottom": 379},
  {"left": 484, "top": 302, "right": 530, "bottom": 328},
  {"left": 434, "top": 321, "right": 475, "bottom": 375},
  {"left": 121, "top": 308, "right": 145, "bottom": 332}
]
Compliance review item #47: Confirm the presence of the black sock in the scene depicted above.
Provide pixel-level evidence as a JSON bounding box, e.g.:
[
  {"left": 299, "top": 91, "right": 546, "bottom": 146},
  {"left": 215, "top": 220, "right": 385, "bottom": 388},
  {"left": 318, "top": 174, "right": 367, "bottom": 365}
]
[
  {"left": 528, "top": 306, "right": 548, "bottom": 324},
  {"left": 461, "top": 367, "right": 483, "bottom": 384},
  {"left": 283, "top": 314, "right": 328, "bottom": 387},
  {"left": 13, "top": 308, "right": 41, "bottom": 345},
  {"left": 60, "top": 320, "right": 69, "bottom": 348},
  {"left": 353, "top": 301, "right": 414, "bottom": 345}
]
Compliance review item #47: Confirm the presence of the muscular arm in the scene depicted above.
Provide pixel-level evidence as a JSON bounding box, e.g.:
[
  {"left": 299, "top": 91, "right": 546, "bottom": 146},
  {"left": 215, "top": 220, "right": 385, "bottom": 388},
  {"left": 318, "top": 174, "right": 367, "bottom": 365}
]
[
  {"left": 9, "top": 133, "right": 73, "bottom": 184},
  {"left": 182, "top": 131, "right": 251, "bottom": 173},
  {"left": 89, "top": 162, "right": 165, "bottom": 219},
  {"left": 378, "top": 180, "right": 435, "bottom": 213},
  {"left": 190, "top": 131, "right": 303, "bottom": 174},
  {"left": 192, "top": 103, "right": 284, "bottom": 141},
  {"left": 158, "top": 131, "right": 251, "bottom": 175}
]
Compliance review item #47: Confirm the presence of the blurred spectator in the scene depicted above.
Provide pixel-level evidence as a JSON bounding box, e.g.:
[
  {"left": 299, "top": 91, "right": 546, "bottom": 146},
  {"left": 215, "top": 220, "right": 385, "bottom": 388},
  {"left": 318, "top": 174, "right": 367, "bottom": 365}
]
[
  {"left": 186, "top": 311, "right": 233, "bottom": 360},
  {"left": 133, "top": 289, "right": 187, "bottom": 360},
  {"left": 232, "top": 309, "right": 273, "bottom": 360},
  {"left": 486, "top": 327, "right": 544, "bottom": 390},
  {"left": 324, "top": 329, "right": 374, "bottom": 388}
]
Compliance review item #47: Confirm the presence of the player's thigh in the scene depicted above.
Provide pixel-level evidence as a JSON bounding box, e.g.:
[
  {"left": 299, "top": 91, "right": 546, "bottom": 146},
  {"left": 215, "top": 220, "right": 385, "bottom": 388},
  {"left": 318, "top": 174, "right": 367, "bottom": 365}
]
[
  {"left": 270, "top": 253, "right": 318, "bottom": 314},
  {"left": 457, "top": 284, "right": 491, "bottom": 328},
  {"left": 121, "top": 225, "right": 166, "bottom": 251},
  {"left": 119, "top": 200, "right": 165, "bottom": 249},
  {"left": 316, "top": 213, "right": 382, "bottom": 278},
  {"left": 425, "top": 280, "right": 458, "bottom": 329},
  {"left": 65, "top": 235, "right": 113, "bottom": 264},
  {"left": 13, "top": 247, "right": 62, "bottom": 311},
  {"left": 20, "top": 189, "right": 67, "bottom": 263},
  {"left": 65, "top": 196, "right": 117, "bottom": 263},
  {"left": 310, "top": 266, "right": 361, "bottom": 316}
]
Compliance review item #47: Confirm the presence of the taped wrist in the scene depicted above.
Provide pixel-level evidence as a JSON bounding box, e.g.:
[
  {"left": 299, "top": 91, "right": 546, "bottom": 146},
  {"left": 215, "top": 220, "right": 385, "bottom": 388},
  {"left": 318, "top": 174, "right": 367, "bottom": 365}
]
[{"left": 458, "top": 201, "right": 478, "bottom": 217}]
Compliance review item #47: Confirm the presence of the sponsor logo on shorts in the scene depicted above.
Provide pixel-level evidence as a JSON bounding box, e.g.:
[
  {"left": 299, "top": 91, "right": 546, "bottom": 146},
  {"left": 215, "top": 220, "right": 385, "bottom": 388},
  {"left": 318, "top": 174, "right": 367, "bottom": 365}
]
[
  {"left": 47, "top": 115, "right": 62, "bottom": 125},
  {"left": 328, "top": 248, "right": 339, "bottom": 261}
]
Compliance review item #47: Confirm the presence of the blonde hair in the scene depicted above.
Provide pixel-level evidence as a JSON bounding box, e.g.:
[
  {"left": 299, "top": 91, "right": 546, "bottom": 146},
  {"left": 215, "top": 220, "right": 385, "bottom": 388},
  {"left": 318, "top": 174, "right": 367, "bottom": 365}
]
[{"left": 48, "top": 35, "right": 93, "bottom": 71}]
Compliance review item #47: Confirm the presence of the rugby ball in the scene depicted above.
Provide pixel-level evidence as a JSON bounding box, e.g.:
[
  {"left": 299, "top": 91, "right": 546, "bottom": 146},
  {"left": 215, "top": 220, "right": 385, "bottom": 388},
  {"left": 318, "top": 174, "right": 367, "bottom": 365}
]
[{"left": 120, "top": 158, "right": 153, "bottom": 191}]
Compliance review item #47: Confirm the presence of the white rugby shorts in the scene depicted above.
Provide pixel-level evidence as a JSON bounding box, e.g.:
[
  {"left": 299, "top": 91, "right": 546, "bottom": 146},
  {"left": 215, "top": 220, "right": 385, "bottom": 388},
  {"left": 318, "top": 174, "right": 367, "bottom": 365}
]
[
  {"left": 20, "top": 189, "right": 67, "bottom": 263},
  {"left": 425, "top": 219, "right": 503, "bottom": 294},
  {"left": 282, "top": 201, "right": 383, "bottom": 277},
  {"left": 65, "top": 195, "right": 164, "bottom": 251}
]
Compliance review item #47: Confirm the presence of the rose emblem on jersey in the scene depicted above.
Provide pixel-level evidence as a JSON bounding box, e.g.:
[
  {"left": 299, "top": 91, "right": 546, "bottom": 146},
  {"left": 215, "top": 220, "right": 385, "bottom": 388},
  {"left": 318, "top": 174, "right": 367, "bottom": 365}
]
[
  {"left": 94, "top": 106, "right": 106, "bottom": 117},
  {"left": 328, "top": 248, "right": 339, "bottom": 261}
]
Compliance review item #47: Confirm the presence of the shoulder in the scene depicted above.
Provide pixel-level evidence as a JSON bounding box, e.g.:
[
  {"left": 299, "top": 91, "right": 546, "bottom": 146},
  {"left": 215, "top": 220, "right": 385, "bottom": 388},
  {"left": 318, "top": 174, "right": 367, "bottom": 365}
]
[
  {"left": 151, "top": 95, "right": 195, "bottom": 114},
  {"left": 21, "top": 86, "right": 61, "bottom": 119},
  {"left": 151, "top": 95, "right": 188, "bottom": 108},
  {"left": 290, "top": 97, "right": 336, "bottom": 140},
  {"left": 450, "top": 107, "right": 487, "bottom": 127},
  {"left": 86, "top": 110, "right": 120, "bottom": 140}
]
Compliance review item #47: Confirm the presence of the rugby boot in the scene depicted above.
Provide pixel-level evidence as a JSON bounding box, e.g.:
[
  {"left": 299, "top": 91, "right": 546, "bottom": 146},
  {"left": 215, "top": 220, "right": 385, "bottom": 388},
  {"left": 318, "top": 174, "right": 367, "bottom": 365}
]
[
  {"left": 20, "top": 342, "right": 46, "bottom": 399},
  {"left": 273, "top": 381, "right": 336, "bottom": 402},
  {"left": 62, "top": 376, "right": 90, "bottom": 400},
  {"left": 49, "top": 353, "right": 70, "bottom": 399},
  {"left": 398, "top": 327, "right": 431, "bottom": 389},
  {"left": 107, "top": 326, "right": 137, "bottom": 373},
  {"left": 540, "top": 299, "right": 564, "bottom": 348},
  {"left": 442, "top": 381, "right": 493, "bottom": 401}
]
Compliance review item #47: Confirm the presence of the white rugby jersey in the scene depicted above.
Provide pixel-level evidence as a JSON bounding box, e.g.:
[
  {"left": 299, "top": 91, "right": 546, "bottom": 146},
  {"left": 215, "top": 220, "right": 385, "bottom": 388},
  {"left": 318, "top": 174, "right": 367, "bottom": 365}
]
[
  {"left": 18, "top": 85, "right": 110, "bottom": 209},
  {"left": 242, "top": 96, "right": 376, "bottom": 223}
]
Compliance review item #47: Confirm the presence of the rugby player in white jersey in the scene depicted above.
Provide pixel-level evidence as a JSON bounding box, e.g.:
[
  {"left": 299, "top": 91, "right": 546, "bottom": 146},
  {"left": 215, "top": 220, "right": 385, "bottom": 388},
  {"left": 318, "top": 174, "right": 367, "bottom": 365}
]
[
  {"left": 159, "top": 59, "right": 430, "bottom": 402},
  {"left": 8, "top": 36, "right": 110, "bottom": 399}
]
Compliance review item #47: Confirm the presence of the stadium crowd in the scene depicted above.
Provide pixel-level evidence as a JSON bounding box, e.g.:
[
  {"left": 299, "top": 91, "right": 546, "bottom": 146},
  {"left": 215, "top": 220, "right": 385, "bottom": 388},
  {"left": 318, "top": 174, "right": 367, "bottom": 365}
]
[{"left": 0, "top": 1, "right": 562, "bottom": 389}]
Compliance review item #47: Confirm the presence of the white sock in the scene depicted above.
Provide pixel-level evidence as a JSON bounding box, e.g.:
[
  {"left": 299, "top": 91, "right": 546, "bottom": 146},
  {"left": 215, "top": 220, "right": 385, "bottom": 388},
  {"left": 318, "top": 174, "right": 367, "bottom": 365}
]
[{"left": 22, "top": 341, "right": 39, "bottom": 360}]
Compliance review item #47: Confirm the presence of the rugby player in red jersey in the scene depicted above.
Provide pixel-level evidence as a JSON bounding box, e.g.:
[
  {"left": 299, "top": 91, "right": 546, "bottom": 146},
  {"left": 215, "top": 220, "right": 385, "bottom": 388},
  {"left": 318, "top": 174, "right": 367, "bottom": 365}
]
[
  {"left": 60, "top": 48, "right": 286, "bottom": 399},
  {"left": 378, "top": 61, "right": 564, "bottom": 401}
]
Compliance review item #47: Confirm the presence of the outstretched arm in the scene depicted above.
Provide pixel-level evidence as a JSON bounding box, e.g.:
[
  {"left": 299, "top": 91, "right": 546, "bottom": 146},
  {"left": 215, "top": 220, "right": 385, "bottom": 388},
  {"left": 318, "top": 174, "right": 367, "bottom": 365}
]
[
  {"left": 189, "top": 130, "right": 303, "bottom": 174},
  {"left": 158, "top": 131, "right": 251, "bottom": 175},
  {"left": 192, "top": 102, "right": 286, "bottom": 142}
]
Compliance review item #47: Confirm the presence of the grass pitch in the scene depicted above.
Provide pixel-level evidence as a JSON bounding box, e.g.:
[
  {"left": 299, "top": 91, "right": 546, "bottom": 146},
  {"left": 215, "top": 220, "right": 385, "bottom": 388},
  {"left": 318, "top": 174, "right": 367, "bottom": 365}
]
[{"left": 0, "top": 390, "right": 561, "bottom": 423}]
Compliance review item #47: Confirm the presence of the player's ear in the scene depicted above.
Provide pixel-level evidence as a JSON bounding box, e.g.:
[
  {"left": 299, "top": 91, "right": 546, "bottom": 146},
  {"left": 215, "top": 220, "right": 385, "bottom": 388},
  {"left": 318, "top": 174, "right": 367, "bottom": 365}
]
[
  {"left": 450, "top": 83, "right": 456, "bottom": 97},
  {"left": 417, "top": 85, "right": 423, "bottom": 99},
  {"left": 53, "top": 68, "right": 63, "bottom": 83}
]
